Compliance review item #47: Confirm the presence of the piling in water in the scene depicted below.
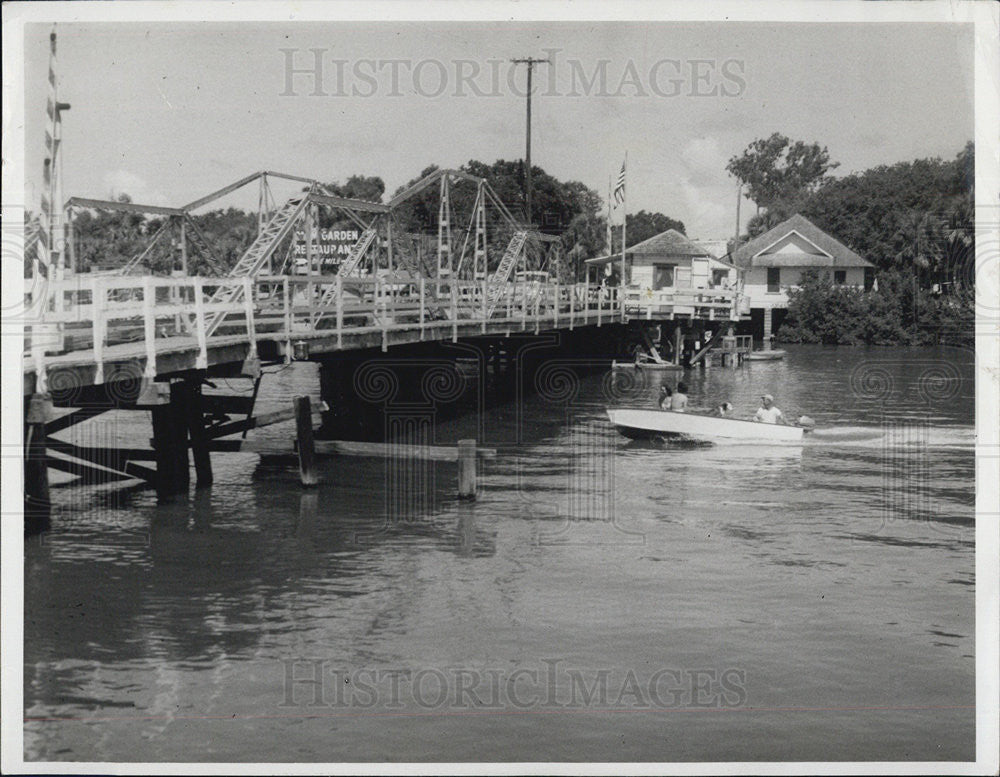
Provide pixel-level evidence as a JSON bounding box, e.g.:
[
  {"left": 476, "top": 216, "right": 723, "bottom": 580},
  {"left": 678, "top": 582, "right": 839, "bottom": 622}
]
[
  {"left": 25, "top": 393, "right": 52, "bottom": 534},
  {"left": 295, "top": 395, "right": 318, "bottom": 487},
  {"left": 457, "top": 438, "right": 477, "bottom": 500}
]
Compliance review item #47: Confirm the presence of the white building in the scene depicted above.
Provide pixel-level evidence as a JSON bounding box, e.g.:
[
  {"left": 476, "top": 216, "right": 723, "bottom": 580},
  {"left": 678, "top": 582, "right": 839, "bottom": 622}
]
[
  {"left": 585, "top": 229, "right": 744, "bottom": 321},
  {"left": 729, "top": 213, "right": 874, "bottom": 343}
]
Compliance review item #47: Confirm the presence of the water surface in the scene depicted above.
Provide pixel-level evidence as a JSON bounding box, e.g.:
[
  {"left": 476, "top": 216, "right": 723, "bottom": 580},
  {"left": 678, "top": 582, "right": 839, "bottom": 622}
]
[{"left": 24, "top": 344, "right": 975, "bottom": 762}]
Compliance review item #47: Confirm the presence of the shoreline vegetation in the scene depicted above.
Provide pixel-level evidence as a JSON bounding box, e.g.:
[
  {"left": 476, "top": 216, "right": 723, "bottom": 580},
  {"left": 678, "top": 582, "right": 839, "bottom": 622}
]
[
  {"left": 49, "top": 136, "right": 974, "bottom": 350},
  {"left": 777, "top": 269, "right": 974, "bottom": 348},
  {"left": 727, "top": 137, "right": 974, "bottom": 349}
]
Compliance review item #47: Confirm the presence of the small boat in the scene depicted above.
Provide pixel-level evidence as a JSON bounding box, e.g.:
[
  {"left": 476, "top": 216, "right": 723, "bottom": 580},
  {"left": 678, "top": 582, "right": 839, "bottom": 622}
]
[
  {"left": 611, "top": 360, "right": 682, "bottom": 371},
  {"left": 607, "top": 407, "right": 805, "bottom": 443},
  {"left": 746, "top": 349, "right": 786, "bottom": 361}
]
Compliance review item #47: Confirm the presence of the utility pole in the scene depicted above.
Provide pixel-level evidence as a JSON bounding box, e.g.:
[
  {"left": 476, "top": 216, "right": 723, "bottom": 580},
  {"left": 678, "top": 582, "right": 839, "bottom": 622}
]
[
  {"left": 511, "top": 57, "right": 550, "bottom": 227},
  {"left": 734, "top": 183, "right": 743, "bottom": 249}
]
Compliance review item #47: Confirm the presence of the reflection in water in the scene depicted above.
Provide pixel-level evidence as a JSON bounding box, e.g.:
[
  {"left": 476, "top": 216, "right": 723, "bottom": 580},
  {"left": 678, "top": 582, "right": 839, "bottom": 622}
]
[{"left": 24, "top": 345, "right": 974, "bottom": 762}]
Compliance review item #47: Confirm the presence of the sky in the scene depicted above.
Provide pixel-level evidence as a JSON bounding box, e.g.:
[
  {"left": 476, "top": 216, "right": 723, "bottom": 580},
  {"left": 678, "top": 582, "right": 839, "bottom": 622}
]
[{"left": 22, "top": 20, "right": 974, "bottom": 240}]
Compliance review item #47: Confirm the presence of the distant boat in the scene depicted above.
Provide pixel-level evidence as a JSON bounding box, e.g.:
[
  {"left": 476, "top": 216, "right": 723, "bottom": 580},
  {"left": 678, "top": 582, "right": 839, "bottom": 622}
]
[
  {"left": 746, "top": 349, "right": 786, "bottom": 361},
  {"left": 611, "top": 360, "right": 682, "bottom": 371},
  {"left": 607, "top": 408, "right": 805, "bottom": 443}
]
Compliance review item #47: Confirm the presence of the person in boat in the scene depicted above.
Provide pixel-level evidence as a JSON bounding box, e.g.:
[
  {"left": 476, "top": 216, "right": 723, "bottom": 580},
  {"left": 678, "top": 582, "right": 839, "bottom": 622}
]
[
  {"left": 754, "top": 394, "right": 786, "bottom": 425},
  {"left": 670, "top": 382, "right": 689, "bottom": 412},
  {"left": 714, "top": 401, "right": 734, "bottom": 417},
  {"left": 658, "top": 385, "right": 673, "bottom": 410}
]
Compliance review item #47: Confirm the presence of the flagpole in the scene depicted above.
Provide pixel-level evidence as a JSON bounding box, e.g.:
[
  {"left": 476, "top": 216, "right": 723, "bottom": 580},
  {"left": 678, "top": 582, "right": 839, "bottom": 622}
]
[
  {"left": 606, "top": 175, "right": 613, "bottom": 254},
  {"left": 620, "top": 151, "right": 627, "bottom": 319}
]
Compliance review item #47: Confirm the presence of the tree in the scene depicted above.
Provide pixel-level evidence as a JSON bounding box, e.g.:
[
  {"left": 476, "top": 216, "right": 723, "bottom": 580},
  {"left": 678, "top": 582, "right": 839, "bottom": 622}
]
[
  {"left": 789, "top": 145, "right": 973, "bottom": 283},
  {"left": 561, "top": 211, "right": 607, "bottom": 280},
  {"left": 727, "top": 133, "right": 839, "bottom": 210},
  {"left": 323, "top": 174, "right": 385, "bottom": 203},
  {"left": 623, "top": 210, "right": 685, "bottom": 249}
]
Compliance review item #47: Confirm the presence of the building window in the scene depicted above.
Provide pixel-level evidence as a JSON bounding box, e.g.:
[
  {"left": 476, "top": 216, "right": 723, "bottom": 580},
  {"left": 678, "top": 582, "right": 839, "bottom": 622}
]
[
  {"left": 767, "top": 267, "right": 780, "bottom": 293},
  {"left": 834, "top": 270, "right": 847, "bottom": 285},
  {"left": 864, "top": 267, "right": 875, "bottom": 291},
  {"left": 652, "top": 264, "right": 675, "bottom": 289},
  {"left": 712, "top": 269, "right": 729, "bottom": 287}
]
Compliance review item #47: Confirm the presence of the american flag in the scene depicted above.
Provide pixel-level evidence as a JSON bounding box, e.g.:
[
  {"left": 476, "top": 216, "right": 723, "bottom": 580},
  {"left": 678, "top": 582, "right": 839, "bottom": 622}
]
[{"left": 613, "top": 158, "right": 626, "bottom": 206}]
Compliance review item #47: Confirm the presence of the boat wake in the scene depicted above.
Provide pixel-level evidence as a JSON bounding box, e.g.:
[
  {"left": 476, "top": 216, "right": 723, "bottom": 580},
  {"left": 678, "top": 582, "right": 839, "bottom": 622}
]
[{"left": 807, "top": 425, "right": 975, "bottom": 450}]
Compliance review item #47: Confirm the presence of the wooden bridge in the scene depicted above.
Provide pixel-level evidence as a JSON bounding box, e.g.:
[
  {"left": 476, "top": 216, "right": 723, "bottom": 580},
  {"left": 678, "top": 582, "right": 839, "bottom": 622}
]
[
  {"left": 23, "top": 271, "right": 625, "bottom": 396},
  {"left": 21, "top": 166, "right": 745, "bottom": 533},
  {"left": 19, "top": 31, "right": 745, "bottom": 531}
]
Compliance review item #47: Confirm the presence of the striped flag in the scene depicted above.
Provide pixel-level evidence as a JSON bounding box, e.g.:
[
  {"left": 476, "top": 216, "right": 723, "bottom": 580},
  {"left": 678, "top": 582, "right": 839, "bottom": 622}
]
[
  {"left": 613, "top": 158, "right": 626, "bottom": 207},
  {"left": 38, "top": 28, "right": 59, "bottom": 278}
]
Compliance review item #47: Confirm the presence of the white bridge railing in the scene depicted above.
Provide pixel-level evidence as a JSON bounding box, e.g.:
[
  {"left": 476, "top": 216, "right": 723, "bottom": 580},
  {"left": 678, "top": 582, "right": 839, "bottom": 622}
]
[{"left": 23, "top": 273, "right": 629, "bottom": 391}]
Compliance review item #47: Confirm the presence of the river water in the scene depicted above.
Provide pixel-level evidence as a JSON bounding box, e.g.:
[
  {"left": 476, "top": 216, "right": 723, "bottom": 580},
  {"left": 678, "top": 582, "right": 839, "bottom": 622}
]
[{"left": 24, "top": 344, "right": 976, "bottom": 763}]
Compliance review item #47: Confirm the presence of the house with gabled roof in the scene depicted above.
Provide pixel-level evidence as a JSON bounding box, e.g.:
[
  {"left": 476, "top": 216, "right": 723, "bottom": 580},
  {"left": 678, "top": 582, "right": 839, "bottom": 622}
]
[
  {"left": 584, "top": 228, "right": 744, "bottom": 321},
  {"left": 729, "top": 213, "right": 874, "bottom": 343}
]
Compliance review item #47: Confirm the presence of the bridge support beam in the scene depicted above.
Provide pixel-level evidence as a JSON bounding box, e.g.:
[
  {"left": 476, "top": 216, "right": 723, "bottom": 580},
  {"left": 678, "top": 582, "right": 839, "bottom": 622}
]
[
  {"left": 151, "top": 381, "right": 189, "bottom": 502},
  {"left": 184, "top": 379, "right": 213, "bottom": 488},
  {"left": 25, "top": 393, "right": 53, "bottom": 535}
]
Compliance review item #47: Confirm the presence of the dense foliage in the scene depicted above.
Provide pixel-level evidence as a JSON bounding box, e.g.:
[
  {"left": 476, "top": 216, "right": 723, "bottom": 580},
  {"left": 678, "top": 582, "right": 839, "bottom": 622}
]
[
  {"left": 731, "top": 136, "right": 974, "bottom": 346},
  {"left": 779, "top": 269, "right": 973, "bottom": 347},
  {"left": 621, "top": 210, "right": 686, "bottom": 250},
  {"left": 55, "top": 159, "right": 686, "bottom": 283},
  {"left": 740, "top": 142, "right": 973, "bottom": 285},
  {"left": 389, "top": 160, "right": 683, "bottom": 281}
]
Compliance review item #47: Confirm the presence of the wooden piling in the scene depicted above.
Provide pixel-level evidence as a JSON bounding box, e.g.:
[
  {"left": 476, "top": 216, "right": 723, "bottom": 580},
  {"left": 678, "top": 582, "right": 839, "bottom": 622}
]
[
  {"left": 151, "top": 390, "right": 176, "bottom": 503},
  {"left": 25, "top": 393, "right": 52, "bottom": 533},
  {"left": 169, "top": 381, "right": 191, "bottom": 494},
  {"left": 457, "top": 438, "right": 477, "bottom": 500},
  {"left": 185, "top": 380, "right": 213, "bottom": 488},
  {"left": 294, "top": 395, "right": 318, "bottom": 487}
]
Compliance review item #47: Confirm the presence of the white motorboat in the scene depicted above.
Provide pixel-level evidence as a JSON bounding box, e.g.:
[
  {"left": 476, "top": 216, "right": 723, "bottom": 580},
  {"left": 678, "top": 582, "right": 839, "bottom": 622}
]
[
  {"left": 746, "top": 349, "right": 786, "bottom": 361},
  {"left": 606, "top": 407, "right": 805, "bottom": 443},
  {"left": 611, "top": 360, "right": 682, "bottom": 371}
]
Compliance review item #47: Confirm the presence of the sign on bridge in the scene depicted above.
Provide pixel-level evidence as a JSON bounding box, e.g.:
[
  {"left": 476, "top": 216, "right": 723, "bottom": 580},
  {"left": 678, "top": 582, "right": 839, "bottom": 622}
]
[{"left": 293, "top": 228, "right": 361, "bottom": 272}]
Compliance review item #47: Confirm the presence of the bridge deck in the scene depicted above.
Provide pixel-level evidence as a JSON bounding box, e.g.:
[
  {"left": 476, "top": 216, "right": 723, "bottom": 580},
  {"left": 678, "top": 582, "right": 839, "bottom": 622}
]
[{"left": 24, "top": 273, "right": 741, "bottom": 396}]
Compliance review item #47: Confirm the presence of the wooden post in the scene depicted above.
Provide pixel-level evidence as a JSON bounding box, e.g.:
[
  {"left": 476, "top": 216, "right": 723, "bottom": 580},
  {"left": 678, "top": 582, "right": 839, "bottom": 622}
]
[
  {"left": 569, "top": 281, "right": 575, "bottom": 330},
  {"left": 419, "top": 277, "right": 426, "bottom": 340},
  {"left": 242, "top": 276, "right": 258, "bottom": 353},
  {"left": 193, "top": 278, "right": 208, "bottom": 369},
  {"left": 457, "top": 438, "right": 476, "bottom": 500},
  {"left": 673, "top": 324, "right": 683, "bottom": 367},
  {"left": 25, "top": 393, "right": 52, "bottom": 533},
  {"left": 150, "top": 383, "right": 176, "bottom": 503},
  {"left": 179, "top": 217, "right": 188, "bottom": 275},
  {"left": 482, "top": 278, "right": 488, "bottom": 333},
  {"left": 553, "top": 279, "right": 560, "bottom": 328},
  {"left": 335, "top": 274, "right": 344, "bottom": 349},
  {"left": 142, "top": 276, "right": 157, "bottom": 377},
  {"left": 520, "top": 259, "right": 528, "bottom": 331},
  {"left": 169, "top": 381, "right": 191, "bottom": 494},
  {"left": 282, "top": 277, "right": 292, "bottom": 362},
  {"left": 295, "top": 395, "right": 318, "bottom": 487},
  {"left": 534, "top": 282, "right": 541, "bottom": 335},
  {"left": 92, "top": 277, "right": 105, "bottom": 384},
  {"left": 185, "top": 379, "right": 213, "bottom": 487}
]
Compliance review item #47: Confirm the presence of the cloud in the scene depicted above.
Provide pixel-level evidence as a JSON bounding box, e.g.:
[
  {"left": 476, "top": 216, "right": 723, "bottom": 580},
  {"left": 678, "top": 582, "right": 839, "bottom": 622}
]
[
  {"left": 680, "top": 136, "right": 727, "bottom": 187},
  {"left": 674, "top": 136, "right": 731, "bottom": 236},
  {"left": 101, "top": 170, "right": 167, "bottom": 205}
]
